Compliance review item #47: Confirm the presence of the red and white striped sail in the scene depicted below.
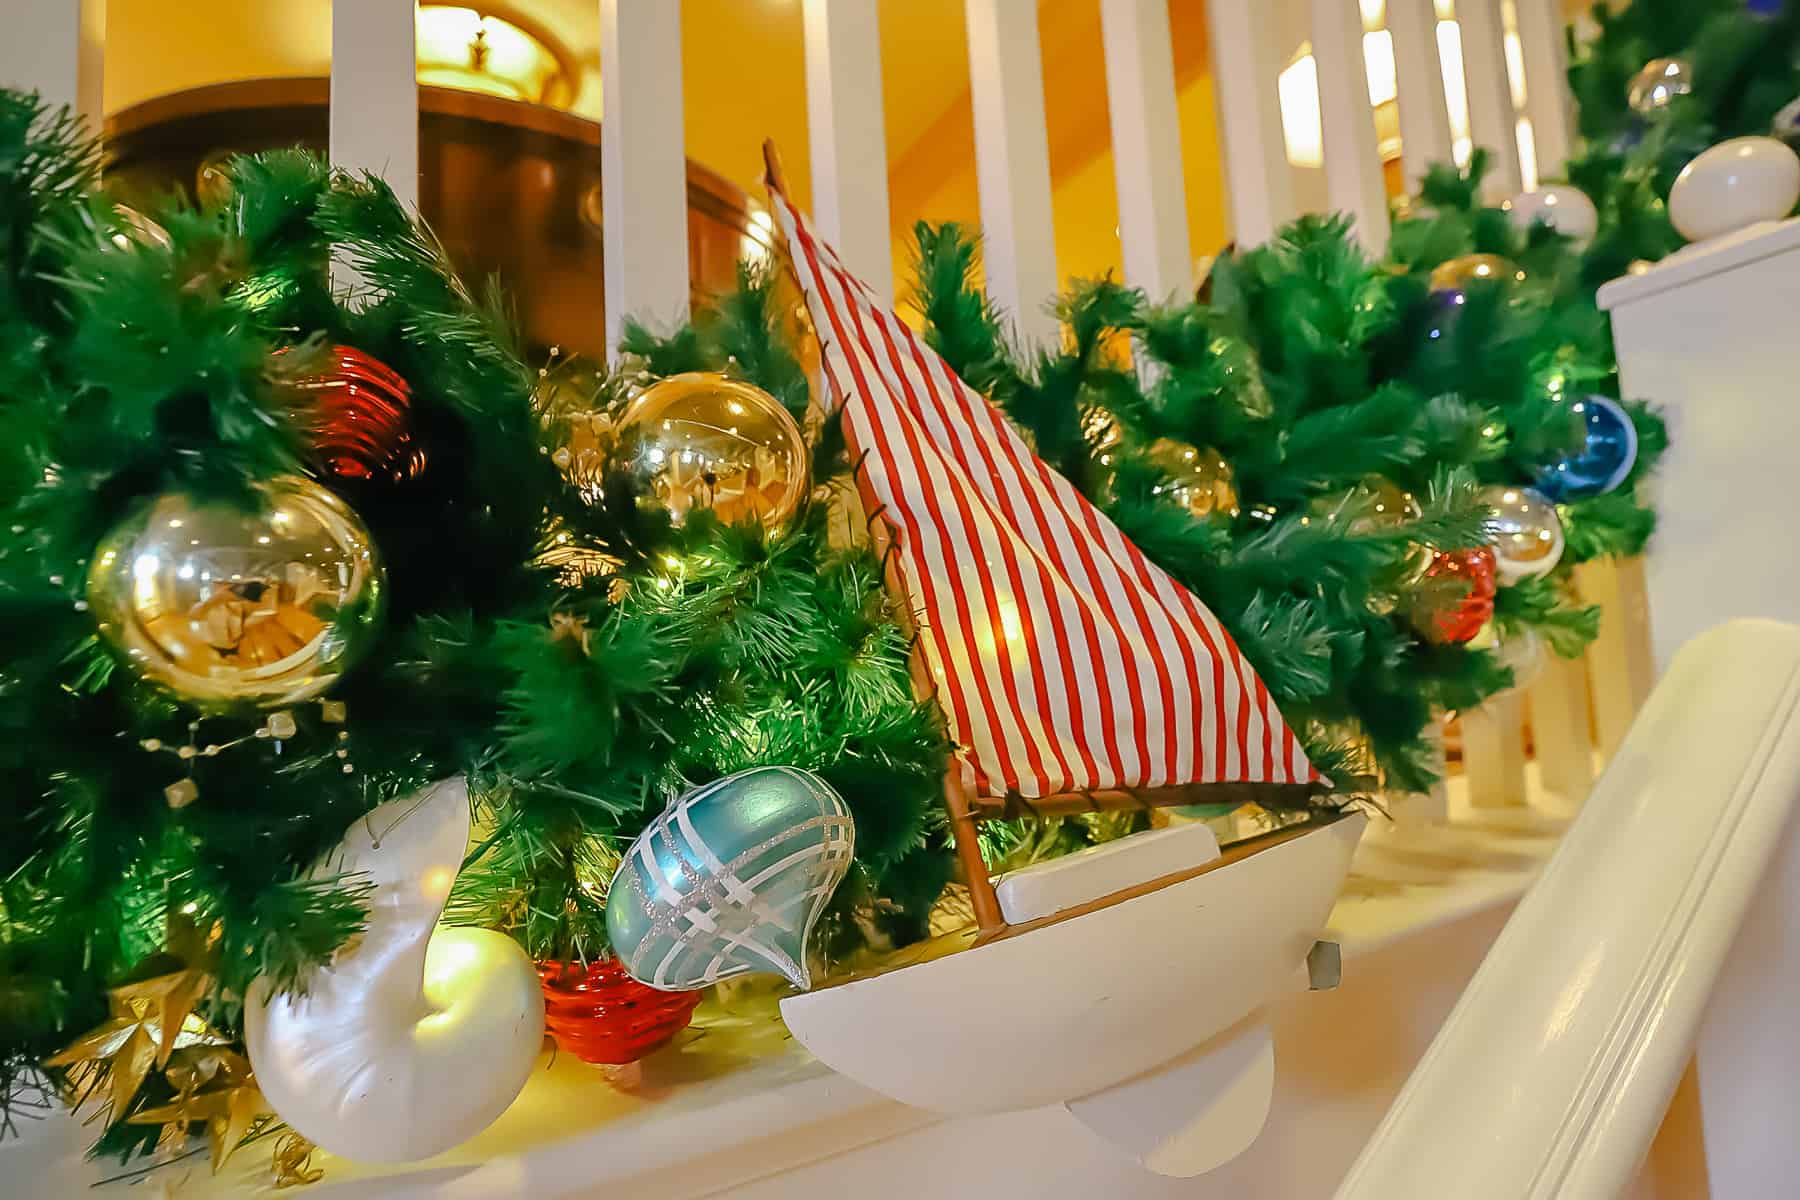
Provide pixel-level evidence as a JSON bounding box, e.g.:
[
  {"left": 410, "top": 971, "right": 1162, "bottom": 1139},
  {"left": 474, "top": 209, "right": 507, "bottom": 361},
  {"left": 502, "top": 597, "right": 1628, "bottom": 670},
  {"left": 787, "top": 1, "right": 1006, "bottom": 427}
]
[{"left": 770, "top": 186, "right": 1317, "bottom": 800}]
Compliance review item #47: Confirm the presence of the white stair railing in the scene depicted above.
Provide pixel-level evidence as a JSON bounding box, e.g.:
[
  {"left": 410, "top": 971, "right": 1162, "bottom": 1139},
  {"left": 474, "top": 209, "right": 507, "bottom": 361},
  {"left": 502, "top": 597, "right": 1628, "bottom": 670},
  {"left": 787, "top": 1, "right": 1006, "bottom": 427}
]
[{"left": 1338, "top": 618, "right": 1800, "bottom": 1199}]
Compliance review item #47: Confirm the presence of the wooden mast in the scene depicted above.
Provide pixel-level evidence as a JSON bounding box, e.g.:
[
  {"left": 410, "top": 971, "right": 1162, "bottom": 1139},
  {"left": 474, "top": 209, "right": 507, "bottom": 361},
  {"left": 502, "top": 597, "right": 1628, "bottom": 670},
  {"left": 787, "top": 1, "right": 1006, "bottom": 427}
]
[{"left": 760, "top": 140, "right": 1006, "bottom": 935}]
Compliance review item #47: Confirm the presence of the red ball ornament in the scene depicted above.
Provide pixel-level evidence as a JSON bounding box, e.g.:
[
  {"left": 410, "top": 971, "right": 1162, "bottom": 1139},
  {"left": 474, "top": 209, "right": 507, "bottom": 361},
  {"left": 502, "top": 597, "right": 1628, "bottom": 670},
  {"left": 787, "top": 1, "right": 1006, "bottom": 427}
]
[
  {"left": 1414, "top": 546, "right": 1498, "bottom": 645},
  {"left": 292, "top": 345, "right": 428, "bottom": 484},
  {"left": 538, "top": 958, "right": 701, "bottom": 1065}
]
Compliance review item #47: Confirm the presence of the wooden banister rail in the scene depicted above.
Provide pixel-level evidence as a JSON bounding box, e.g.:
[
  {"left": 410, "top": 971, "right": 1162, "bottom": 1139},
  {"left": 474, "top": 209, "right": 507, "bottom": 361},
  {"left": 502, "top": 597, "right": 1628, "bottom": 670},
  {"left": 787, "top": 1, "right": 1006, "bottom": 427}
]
[{"left": 1337, "top": 619, "right": 1800, "bottom": 1199}]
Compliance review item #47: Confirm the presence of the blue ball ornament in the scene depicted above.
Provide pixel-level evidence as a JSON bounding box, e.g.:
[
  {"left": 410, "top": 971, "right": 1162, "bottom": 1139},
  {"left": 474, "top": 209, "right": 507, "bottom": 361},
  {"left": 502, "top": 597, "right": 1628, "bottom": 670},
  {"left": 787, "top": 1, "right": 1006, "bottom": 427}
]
[
  {"left": 1535, "top": 395, "right": 1639, "bottom": 501},
  {"left": 606, "top": 765, "right": 856, "bottom": 992}
]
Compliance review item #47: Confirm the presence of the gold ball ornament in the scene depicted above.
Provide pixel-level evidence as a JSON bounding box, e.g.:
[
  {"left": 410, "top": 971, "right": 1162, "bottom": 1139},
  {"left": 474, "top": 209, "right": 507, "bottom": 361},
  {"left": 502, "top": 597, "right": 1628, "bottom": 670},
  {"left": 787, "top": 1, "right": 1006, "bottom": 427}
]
[
  {"left": 1317, "top": 476, "right": 1427, "bottom": 614},
  {"left": 1428, "top": 253, "right": 1525, "bottom": 294},
  {"left": 611, "top": 373, "right": 808, "bottom": 534},
  {"left": 1144, "top": 438, "right": 1239, "bottom": 522},
  {"left": 87, "top": 476, "right": 383, "bottom": 708}
]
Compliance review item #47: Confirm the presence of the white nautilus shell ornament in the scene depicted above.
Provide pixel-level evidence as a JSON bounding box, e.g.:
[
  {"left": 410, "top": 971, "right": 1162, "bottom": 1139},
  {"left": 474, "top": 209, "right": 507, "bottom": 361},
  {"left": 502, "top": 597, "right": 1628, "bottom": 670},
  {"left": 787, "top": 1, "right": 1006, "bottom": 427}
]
[{"left": 244, "top": 777, "right": 544, "bottom": 1163}]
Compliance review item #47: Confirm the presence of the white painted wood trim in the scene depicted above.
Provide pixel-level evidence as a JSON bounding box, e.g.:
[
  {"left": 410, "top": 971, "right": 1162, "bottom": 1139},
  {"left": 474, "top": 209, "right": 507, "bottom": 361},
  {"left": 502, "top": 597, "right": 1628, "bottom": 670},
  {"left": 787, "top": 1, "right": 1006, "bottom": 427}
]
[
  {"left": 802, "top": 0, "right": 894, "bottom": 303},
  {"left": 1512, "top": 0, "right": 1572, "bottom": 180},
  {"left": 1099, "top": 0, "right": 1194, "bottom": 301},
  {"left": 600, "top": 0, "right": 690, "bottom": 355},
  {"left": 1339, "top": 620, "right": 1800, "bottom": 1199},
  {"left": 1311, "top": 0, "right": 1389, "bottom": 257},
  {"left": 1455, "top": 0, "right": 1522, "bottom": 200},
  {"left": 330, "top": 0, "right": 419, "bottom": 208},
  {"left": 1461, "top": 692, "right": 1527, "bottom": 808},
  {"left": 6, "top": 0, "right": 106, "bottom": 126},
  {"left": 964, "top": 0, "right": 1060, "bottom": 350},
  {"left": 1206, "top": 0, "right": 1295, "bottom": 250},
  {"left": 1387, "top": 0, "right": 1455, "bottom": 193}
]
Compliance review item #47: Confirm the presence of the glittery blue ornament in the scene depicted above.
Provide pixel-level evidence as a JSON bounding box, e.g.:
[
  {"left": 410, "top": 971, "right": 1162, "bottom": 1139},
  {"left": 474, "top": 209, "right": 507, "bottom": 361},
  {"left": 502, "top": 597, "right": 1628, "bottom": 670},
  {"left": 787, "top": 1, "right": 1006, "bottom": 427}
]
[
  {"left": 605, "top": 766, "right": 855, "bottom": 992},
  {"left": 1535, "top": 395, "right": 1639, "bottom": 502}
]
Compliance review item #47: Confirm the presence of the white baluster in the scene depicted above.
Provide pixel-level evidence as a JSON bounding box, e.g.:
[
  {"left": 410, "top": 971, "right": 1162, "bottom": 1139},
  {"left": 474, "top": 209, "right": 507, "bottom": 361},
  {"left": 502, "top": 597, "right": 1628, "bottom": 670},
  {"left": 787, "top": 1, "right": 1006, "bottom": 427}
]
[
  {"left": 1388, "top": 0, "right": 1455, "bottom": 192},
  {"left": 1462, "top": 693, "right": 1527, "bottom": 808},
  {"left": 1311, "top": 0, "right": 1389, "bottom": 257},
  {"left": 803, "top": 0, "right": 893, "bottom": 303},
  {"left": 1099, "top": 0, "right": 1193, "bottom": 301},
  {"left": 1455, "top": 0, "right": 1522, "bottom": 200},
  {"left": 1578, "top": 557, "right": 1656, "bottom": 764},
  {"left": 1527, "top": 653, "right": 1595, "bottom": 804},
  {"left": 600, "top": 0, "right": 690, "bottom": 355},
  {"left": 964, "top": 0, "right": 1059, "bottom": 351},
  {"left": 6, "top": 0, "right": 105, "bottom": 126},
  {"left": 1513, "top": 0, "right": 1573, "bottom": 180},
  {"left": 330, "top": 0, "right": 418, "bottom": 208},
  {"left": 1206, "top": 0, "right": 1295, "bottom": 249}
]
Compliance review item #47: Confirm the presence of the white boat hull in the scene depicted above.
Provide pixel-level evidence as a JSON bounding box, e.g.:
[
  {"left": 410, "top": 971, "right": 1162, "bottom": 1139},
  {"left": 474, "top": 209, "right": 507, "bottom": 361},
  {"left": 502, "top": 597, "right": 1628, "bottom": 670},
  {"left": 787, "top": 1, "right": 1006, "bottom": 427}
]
[{"left": 780, "top": 815, "right": 1365, "bottom": 1117}]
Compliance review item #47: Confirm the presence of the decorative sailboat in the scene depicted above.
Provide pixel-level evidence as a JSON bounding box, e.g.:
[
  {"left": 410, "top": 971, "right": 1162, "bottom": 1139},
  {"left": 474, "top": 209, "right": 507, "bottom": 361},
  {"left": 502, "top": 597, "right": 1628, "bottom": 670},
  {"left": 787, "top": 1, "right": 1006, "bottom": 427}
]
[{"left": 760, "top": 144, "right": 1365, "bottom": 1178}]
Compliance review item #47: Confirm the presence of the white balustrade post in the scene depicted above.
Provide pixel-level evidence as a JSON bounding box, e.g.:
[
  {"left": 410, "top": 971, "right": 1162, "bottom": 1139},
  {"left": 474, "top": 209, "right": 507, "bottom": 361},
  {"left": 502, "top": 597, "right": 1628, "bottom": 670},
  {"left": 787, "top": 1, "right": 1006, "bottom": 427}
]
[
  {"left": 1455, "top": 0, "right": 1522, "bottom": 200},
  {"left": 1512, "top": 0, "right": 1572, "bottom": 180},
  {"left": 600, "top": 0, "right": 690, "bottom": 355},
  {"left": 1578, "top": 557, "right": 1656, "bottom": 763},
  {"left": 5, "top": 0, "right": 105, "bottom": 126},
  {"left": 1527, "top": 653, "right": 1595, "bottom": 804},
  {"left": 1387, "top": 0, "right": 1455, "bottom": 193},
  {"left": 330, "top": 0, "right": 419, "bottom": 209},
  {"left": 1206, "top": 0, "right": 1295, "bottom": 250},
  {"left": 1311, "top": 0, "right": 1389, "bottom": 257},
  {"left": 803, "top": 0, "right": 893, "bottom": 303},
  {"left": 1462, "top": 694, "right": 1528, "bottom": 808},
  {"left": 1099, "top": 0, "right": 1193, "bottom": 301},
  {"left": 964, "top": 0, "right": 1059, "bottom": 350}
]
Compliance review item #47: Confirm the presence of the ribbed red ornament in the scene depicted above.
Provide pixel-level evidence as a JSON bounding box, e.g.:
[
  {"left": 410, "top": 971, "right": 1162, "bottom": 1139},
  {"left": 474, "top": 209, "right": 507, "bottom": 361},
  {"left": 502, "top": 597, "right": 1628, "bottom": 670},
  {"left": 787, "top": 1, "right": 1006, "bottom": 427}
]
[
  {"left": 293, "top": 345, "right": 428, "bottom": 484},
  {"left": 538, "top": 958, "right": 701, "bottom": 1065},
  {"left": 1415, "top": 545, "right": 1499, "bottom": 645}
]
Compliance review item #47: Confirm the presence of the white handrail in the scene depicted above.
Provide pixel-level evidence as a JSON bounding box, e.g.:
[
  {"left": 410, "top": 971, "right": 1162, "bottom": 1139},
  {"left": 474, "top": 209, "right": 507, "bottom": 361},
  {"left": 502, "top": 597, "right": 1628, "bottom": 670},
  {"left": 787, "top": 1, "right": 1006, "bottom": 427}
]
[{"left": 1337, "top": 619, "right": 1800, "bottom": 1199}]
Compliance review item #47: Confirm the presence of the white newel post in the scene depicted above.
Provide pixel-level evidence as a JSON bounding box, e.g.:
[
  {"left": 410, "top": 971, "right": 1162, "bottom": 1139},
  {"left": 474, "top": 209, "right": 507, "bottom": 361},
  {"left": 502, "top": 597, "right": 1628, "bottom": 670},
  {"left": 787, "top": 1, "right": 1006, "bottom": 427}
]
[
  {"left": 1512, "top": 0, "right": 1573, "bottom": 180},
  {"left": 4, "top": 0, "right": 105, "bottom": 126},
  {"left": 803, "top": 0, "right": 893, "bottom": 304},
  {"left": 964, "top": 0, "right": 1059, "bottom": 351},
  {"left": 1205, "top": 0, "right": 1295, "bottom": 251},
  {"left": 330, "top": 0, "right": 419, "bottom": 209},
  {"left": 1387, "top": 0, "right": 1455, "bottom": 194},
  {"left": 1311, "top": 0, "right": 1388, "bottom": 258},
  {"left": 1601, "top": 220, "right": 1800, "bottom": 678},
  {"left": 1099, "top": 0, "right": 1193, "bottom": 301},
  {"left": 1454, "top": 0, "right": 1522, "bottom": 200},
  {"left": 600, "top": 0, "right": 690, "bottom": 355}
]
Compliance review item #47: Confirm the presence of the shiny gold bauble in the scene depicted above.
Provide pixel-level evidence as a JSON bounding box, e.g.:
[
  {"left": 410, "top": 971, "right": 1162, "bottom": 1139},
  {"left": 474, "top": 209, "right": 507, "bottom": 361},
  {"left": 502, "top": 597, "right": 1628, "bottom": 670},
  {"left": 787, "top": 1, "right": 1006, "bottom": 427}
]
[
  {"left": 611, "top": 372, "right": 808, "bottom": 534},
  {"left": 1144, "top": 438, "right": 1239, "bottom": 522},
  {"left": 1317, "top": 477, "right": 1427, "bottom": 615},
  {"left": 87, "top": 476, "right": 383, "bottom": 708},
  {"left": 1428, "top": 253, "right": 1525, "bottom": 294}
]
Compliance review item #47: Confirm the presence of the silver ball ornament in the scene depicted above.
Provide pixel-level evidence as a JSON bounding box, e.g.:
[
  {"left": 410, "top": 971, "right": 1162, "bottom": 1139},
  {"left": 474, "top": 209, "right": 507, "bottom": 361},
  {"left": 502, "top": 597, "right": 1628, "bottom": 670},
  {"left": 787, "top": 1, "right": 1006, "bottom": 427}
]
[
  {"left": 87, "top": 475, "right": 384, "bottom": 708},
  {"left": 1480, "top": 485, "right": 1565, "bottom": 584}
]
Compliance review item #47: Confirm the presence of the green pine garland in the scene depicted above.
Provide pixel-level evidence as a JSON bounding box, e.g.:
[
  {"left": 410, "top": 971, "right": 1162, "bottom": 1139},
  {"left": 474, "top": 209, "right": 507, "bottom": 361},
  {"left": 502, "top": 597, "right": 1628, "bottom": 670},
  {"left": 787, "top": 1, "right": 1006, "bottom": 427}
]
[{"left": 0, "top": 92, "right": 946, "bottom": 1155}]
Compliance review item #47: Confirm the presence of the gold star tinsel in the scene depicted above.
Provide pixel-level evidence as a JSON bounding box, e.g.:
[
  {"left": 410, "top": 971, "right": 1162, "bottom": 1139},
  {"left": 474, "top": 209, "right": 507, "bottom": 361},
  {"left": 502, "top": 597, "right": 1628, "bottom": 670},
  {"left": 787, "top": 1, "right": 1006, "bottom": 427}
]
[
  {"left": 127, "top": 1046, "right": 267, "bottom": 1172},
  {"left": 44, "top": 963, "right": 215, "bottom": 1120}
]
